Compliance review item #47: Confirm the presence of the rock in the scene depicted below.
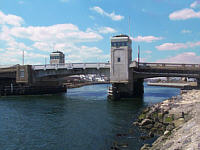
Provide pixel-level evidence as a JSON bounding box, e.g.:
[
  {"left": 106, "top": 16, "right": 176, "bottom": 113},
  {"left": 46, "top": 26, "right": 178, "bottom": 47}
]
[
  {"left": 140, "top": 119, "right": 153, "bottom": 126},
  {"left": 141, "top": 144, "right": 151, "bottom": 150},
  {"left": 158, "top": 113, "right": 163, "bottom": 122},
  {"left": 166, "top": 124, "right": 174, "bottom": 131},
  {"left": 140, "top": 135, "right": 151, "bottom": 140},
  {"left": 143, "top": 123, "right": 153, "bottom": 129},
  {"left": 149, "top": 131, "right": 154, "bottom": 137},
  {"left": 143, "top": 107, "right": 150, "bottom": 113},
  {"left": 163, "top": 114, "right": 174, "bottom": 124},
  {"left": 138, "top": 113, "right": 146, "bottom": 121},
  {"left": 110, "top": 146, "right": 120, "bottom": 150},
  {"left": 173, "top": 112, "right": 183, "bottom": 120},
  {"left": 118, "top": 143, "right": 128, "bottom": 148},
  {"left": 164, "top": 130, "right": 170, "bottom": 136},
  {"left": 154, "top": 122, "right": 163, "bottom": 128},
  {"left": 173, "top": 118, "right": 185, "bottom": 128},
  {"left": 133, "top": 121, "right": 139, "bottom": 126}
]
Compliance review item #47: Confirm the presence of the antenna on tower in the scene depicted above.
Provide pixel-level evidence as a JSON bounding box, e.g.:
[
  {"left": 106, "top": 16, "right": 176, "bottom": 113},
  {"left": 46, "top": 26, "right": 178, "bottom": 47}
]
[
  {"left": 138, "top": 45, "right": 140, "bottom": 68},
  {"left": 52, "top": 42, "right": 56, "bottom": 52},
  {"left": 128, "top": 16, "right": 131, "bottom": 37},
  {"left": 22, "top": 50, "right": 24, "bottom": 65}
]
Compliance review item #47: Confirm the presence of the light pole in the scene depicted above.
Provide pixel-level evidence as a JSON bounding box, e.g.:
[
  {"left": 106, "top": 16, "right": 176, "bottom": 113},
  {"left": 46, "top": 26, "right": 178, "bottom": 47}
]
[{"left": 22, "top": 50, "right": 24, "bottom": 65}]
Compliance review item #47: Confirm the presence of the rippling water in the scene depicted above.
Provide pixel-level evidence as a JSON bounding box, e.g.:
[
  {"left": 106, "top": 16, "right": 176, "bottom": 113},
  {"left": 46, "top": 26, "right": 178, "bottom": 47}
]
[{"left": 0, "top": 83, "right": 180, "bottom": 150}]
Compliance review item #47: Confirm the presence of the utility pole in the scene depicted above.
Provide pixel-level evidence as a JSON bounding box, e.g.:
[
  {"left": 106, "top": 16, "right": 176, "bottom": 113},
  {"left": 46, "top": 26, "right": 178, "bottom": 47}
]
[
  {"left": 128, "top": 16, "right": 131, "bottom": 37},
  {"left": 138, "top": 45, "right": 140, "bottom": 68},
  {"left": 22, "top": 50, "right": 24, "bottom": 65},
  {"left": 45, "top": 56, "right": 46, "bottom": 66}
]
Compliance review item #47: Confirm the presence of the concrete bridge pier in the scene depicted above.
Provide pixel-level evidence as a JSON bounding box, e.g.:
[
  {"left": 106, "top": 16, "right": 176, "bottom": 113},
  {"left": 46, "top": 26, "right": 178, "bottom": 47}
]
[
  {"left": 109, "top": 79, "right": 144, "bottom": 100},
  {"left": 132, "top": 79, "right": 144, "bottom": 97},
  {"left": 197, "top": 78, "right": 200, "bottom": 88},
  {"left": 108, "top": 34, "right": 144, "bottom": 100}
]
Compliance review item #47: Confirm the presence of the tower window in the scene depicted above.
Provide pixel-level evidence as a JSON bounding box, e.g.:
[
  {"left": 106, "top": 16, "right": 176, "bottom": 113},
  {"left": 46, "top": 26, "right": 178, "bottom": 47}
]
[{"left": 117, "top": 57, "right": 120, "bottom": 62}]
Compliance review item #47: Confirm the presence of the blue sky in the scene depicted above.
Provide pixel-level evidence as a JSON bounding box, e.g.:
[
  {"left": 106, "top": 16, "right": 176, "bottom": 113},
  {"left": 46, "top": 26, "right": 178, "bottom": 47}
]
[{"left": 0, "top": 0, "right": 200, "bottom": 65}]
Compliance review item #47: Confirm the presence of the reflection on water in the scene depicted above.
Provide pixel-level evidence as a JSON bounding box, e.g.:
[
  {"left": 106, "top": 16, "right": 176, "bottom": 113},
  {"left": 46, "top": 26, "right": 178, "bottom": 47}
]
[{"left": 0, "top": 83, "right": 180, "bottom": 150}]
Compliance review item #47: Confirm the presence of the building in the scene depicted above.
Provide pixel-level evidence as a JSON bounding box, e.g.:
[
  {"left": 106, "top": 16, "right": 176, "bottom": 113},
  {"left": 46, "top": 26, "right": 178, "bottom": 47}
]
[
  {"left": 50, "top": 51, "right": 65, "bottom": 64},
  {"left": 110, "top": 34, "right": 132, "bottom": 83}
]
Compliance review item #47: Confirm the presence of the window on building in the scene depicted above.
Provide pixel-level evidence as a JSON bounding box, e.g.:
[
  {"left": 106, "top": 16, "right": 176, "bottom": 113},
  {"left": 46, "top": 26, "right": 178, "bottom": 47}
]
[
  {"left": 117, "top": 57, "right": 120, "bottom": 62},
  {"left": 20, "top": 69, "right": 25, "bottom": 78},
  {"left": 112, "top": 42, "right": 128, "bottom": 47}
]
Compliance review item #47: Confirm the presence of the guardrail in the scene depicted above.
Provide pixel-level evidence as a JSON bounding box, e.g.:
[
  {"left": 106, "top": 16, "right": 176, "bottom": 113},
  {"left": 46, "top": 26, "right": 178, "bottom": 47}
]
[
  {"left": 32, "top": 63, "right": 110, "bottom": 70},
  {"left": 0, "top": 65, "right": 16, "bottom": 68},
  {"left": 130, "top": 61, "right": 200, "bottom": 69}
]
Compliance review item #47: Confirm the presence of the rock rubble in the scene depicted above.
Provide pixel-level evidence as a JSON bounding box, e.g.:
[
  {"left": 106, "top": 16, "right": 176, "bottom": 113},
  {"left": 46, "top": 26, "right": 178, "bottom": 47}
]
[{"left": 135, "top": 90, "right": 200, "bottom": 150}]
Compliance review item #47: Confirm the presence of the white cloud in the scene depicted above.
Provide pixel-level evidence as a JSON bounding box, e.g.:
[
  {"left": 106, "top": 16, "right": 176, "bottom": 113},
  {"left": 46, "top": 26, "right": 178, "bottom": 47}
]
[
  {"left": 67, "top": 46, "right": 110, "bottom": 62},
  {"left": 0, "top": 10, "right": 110, "bottom": 64},
  {"left": 169, "top": 8, "right": 200, "bottom": 20},
  {"left": 98, "top": 27, "right": 117, "bottom": 34},
  {"left": 190, "top": 1, "right": 200, "bottom": 8},
  {"left": 7, "top": 40, "right": 32, "bottom": 51},
  {"left": 0, "top": 10, "right": 24, "bottom": 26},
  {"left": 181, "top": 29, "right": 192, "bottom": 34},
  {"left": 156, "top": 41, "right": 200, "bottom": 51},
  {"left": 132, "top": 36, "right": 163, "bottom": 43},
  {"left": 156, "top": 52, "right": 200, "bottom": 64},
  {"left": 144, "top": 50, "right": 152, "bottom": 54},
  {"left": 0, "top": 48, "right": 47, "bottom": 65},
  {"left": 90, "top": 6, "right": 124, "bottom": 21},
  {"left": 8, "top": 24, "right": 103, "bottom": 43}
]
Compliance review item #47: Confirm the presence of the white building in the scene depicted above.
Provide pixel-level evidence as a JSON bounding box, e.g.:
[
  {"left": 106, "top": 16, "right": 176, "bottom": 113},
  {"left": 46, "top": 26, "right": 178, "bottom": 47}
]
[
  {"left": 50, "top": 51, "right": 65, "bottom": 65},
  {"left": 110, "top": 34, "right": 132, "bottom": 83}
]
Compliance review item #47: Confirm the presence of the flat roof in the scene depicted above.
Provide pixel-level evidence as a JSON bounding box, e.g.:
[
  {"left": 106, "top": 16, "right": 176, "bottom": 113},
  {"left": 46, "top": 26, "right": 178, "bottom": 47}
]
[
  {"left": 113, "top": 34, "right": 129, "bottom": 38},
  {"left": 51, "top": 51, "right": 64, "bottom": 54}
]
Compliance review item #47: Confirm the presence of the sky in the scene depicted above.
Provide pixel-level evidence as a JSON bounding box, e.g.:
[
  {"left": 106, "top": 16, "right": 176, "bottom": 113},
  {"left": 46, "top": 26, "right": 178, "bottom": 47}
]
[{"left": 0, "top": 0, "right": 200, "bottom": 65}]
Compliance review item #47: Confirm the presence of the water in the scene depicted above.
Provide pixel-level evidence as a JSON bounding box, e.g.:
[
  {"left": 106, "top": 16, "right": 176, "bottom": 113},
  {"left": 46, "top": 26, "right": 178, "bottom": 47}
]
[{"left": 0, "top": 83, "right": 180, "bottom": 150}]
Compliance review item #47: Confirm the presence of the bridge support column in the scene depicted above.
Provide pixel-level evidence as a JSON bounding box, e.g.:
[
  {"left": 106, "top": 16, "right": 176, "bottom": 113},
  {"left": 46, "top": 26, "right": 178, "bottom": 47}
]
[
  {"left": 197, "top": 78, "right": 200, "bottom": 88},
  {"left": 109, "top": 34, "right": 144, "bottom": 100},
  {"left": 108, "top": 79, "right": 144, "bottom": 100},
  {"left": 132, "top": 79, "right": 144, "bottom": 97}
]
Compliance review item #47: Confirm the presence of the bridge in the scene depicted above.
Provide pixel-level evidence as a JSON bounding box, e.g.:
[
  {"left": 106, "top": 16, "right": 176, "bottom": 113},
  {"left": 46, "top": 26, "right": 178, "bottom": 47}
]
[{"left": 0, "top": 34, "right": 200, "bottom": 99}]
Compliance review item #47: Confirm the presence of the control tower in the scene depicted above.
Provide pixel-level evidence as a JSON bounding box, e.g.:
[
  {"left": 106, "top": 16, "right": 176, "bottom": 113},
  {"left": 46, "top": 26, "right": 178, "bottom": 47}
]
[
  {"left": 109, "top": 34, "right": 143, "bottom": 100},
  {"left": 50, "top": 51, "right": 65, "bottom": 65},
  {"left": 110, "top": 34, "right": 132, "bottom": 82}
]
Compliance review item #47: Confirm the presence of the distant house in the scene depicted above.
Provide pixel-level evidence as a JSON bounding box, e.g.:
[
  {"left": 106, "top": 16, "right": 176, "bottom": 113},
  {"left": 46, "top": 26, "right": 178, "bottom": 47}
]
[{"left": 50, "top": 51, "right": 65, "bottom": 64}]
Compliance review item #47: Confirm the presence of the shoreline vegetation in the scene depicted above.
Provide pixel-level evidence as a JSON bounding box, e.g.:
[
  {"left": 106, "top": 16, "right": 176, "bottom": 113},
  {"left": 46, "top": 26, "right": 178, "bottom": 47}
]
[{"left": 134, "top": 89, "right": 200, "bottom": 150}]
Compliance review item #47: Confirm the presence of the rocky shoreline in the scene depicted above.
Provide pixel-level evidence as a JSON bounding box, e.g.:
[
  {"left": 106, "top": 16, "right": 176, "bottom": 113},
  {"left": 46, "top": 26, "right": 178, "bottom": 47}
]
[{"left": 134, "top": 89, "right": 200, "bottom": 150}]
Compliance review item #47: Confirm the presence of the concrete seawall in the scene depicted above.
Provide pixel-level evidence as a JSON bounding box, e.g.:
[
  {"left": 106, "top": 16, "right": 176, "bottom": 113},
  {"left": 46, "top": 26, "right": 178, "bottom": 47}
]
[
  {"left": 135, "top": 90, "right": 200, "bottom": 150},
  {"left": 147, "top": 82, "right": 197, "bottom": 88}
]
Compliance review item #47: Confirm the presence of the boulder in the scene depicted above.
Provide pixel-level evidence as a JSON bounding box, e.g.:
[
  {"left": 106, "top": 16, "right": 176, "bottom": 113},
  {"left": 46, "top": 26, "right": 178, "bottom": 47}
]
[
  {"left": 164, "top": 130, "right": 170, "bottom": 136},
  {"left": 173, "top": 118, "right": 185, "bottom": 127},
  {"left": 141, "top": 144, "right": 151, "bottom": 150},
  {"left": 140, "top": 119, "right": 153, "bottom": 126},
  {"left": 166, "top": 124, "right": 174, "bottom": 131},
  {"left": 163, "top": 114, "right": 174, "bottom": 124}
]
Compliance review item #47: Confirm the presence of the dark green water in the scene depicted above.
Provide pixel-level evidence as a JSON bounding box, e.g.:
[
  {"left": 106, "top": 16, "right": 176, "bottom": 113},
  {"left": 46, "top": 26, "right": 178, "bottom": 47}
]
[{"left": 0, "top": 83, "right": 180, "bottom": 150}]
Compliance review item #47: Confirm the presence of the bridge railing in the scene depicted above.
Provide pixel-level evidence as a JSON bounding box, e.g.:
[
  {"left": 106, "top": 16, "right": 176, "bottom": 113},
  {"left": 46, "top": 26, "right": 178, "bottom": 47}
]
[
  {"left": 133, "top": 62, "right": 200, "bottom": 69},
  {"left": 0, "top": 65, "right": 17, "bottom": 68},
  {"left": 32, "top": 63, "right": 110, "bottom": 70}
]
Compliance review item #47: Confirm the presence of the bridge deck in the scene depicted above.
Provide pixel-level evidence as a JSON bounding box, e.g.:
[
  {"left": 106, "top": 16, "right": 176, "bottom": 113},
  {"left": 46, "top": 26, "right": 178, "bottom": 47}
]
[
  {"left": 130, "top": 62, "right": 200, "bottom": 70},
  {"left": 32, "top": 63, "right": 110, "bottom": 70}
]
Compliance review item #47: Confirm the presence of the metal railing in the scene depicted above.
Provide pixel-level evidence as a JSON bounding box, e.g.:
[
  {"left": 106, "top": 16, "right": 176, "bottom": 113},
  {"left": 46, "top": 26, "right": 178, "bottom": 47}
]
[
  {"left": 32, "top": 63, "right": 110, "bottom": 70},
  {"left": 0, "top": 65, "right": 16, "bottom": 69},
  {"left": 130, "top": 61, "right": 200, "bottom": 69}
]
